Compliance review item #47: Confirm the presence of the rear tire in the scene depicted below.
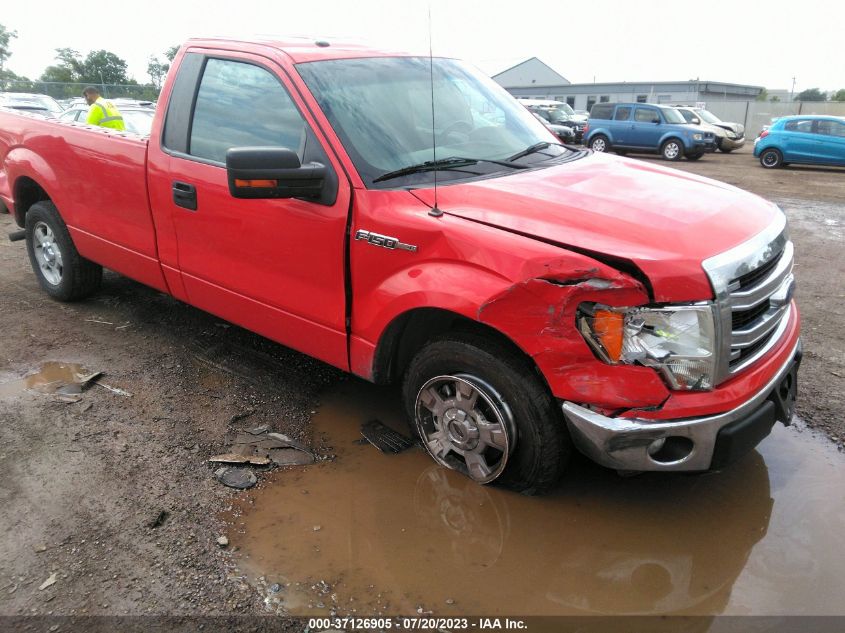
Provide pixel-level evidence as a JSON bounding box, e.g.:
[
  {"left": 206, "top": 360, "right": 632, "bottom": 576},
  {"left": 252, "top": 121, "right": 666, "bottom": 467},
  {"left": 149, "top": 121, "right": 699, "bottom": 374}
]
[
  {"left": 403, "top": 333, "right": 571, "bottom": 495},
  {"left": 759, "top": 148, "right": 783, "bottom": 169},
  {"left": 25, "top": 201, "right": 102, "bottom": 301},
  {"left": 589, "top": 134, "right": 610, "bottom": 153},
  {"left": 660, "top": 138, "right": 684, "bottom": 161}
]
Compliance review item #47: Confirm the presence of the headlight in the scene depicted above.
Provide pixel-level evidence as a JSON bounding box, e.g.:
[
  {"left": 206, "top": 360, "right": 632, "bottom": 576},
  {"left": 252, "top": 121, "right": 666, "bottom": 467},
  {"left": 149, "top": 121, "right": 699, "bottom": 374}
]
[
  {"left": 692, "top": 133, "right": 703, "bottom": 141},
  {"left": 726, "top": 131, "right": 736, "bottom": 139},
  {"left": 578, "top": 304, "right": 717, "bottom": 391}
]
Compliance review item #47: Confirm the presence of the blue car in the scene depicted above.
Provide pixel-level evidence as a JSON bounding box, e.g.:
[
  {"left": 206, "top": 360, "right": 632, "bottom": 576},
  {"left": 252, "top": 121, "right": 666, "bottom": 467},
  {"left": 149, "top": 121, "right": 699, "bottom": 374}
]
[
  {"left": 585, "top": 102, "right": 716, "bottom": 161},
  {"left": 754, "top": 115, "right": 845, "bottom": 169}
]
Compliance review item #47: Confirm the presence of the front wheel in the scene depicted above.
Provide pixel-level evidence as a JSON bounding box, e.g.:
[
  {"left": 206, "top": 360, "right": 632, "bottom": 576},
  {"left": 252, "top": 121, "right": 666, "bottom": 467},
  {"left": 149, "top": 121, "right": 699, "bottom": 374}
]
[
  {"left": 403, "top": 333, "right": 571, "bottom": 494},
  {"left": 759, "top": 148, "right": 783, "bottom": 169},
  {"left": 660, "top": 138, "right": 683, "bottom": 161},
  {"left": 25, "top": 201, "right": 102, "bottom": 301},
  {"left": 589, "top": 134, "right": 610, "bottom": 153}
]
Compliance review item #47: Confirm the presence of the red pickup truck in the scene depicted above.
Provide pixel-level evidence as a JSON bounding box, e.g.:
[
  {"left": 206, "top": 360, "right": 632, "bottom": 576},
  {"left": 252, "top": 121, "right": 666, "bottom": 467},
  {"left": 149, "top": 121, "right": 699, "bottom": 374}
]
[{"left": 0, "top": 37, "right": 800, "bottom": 493}]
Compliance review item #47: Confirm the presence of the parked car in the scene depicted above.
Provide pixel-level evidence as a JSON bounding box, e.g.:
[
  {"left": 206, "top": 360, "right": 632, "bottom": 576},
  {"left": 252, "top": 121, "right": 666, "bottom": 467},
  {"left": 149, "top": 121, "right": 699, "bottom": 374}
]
[
  {"left": 59, "top": 105, "right": 156, "bottom": 136},
  {"left": 674, "top": 106, "right": 745, "bottom": 153},
  {"left": 0, "top": 37, "right": 801, "bottom": 493},
  {"left": 754, "top": 115, "right": 845, "bottom": 169},
  {"left": 519, "top": 98, "right": 587, "bottom": 143},
  {"left": 531, "top": 110, "right": 575, "bottom": 143},
  {"left": 585, "top": 103, "right": 716, "bottom": 160},
  {"left": 675, "top": 107, "right": 744, "bottom": 152},
  {"left": 0, "top": 93, "right": 64, "bottom": 119}
]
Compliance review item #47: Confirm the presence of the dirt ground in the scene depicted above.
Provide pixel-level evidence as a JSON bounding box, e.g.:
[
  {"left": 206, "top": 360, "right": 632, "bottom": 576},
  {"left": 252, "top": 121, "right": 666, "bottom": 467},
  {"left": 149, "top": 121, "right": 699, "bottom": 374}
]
[{"left": 0, "top": 143, "right": 843, "bottom": 623}]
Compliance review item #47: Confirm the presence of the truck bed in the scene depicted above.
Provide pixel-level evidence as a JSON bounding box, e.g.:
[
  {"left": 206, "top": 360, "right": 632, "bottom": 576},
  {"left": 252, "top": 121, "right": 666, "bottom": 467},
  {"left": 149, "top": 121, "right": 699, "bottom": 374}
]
[{"left": 0, "top": 109, "right": 168, "bottom": 292}]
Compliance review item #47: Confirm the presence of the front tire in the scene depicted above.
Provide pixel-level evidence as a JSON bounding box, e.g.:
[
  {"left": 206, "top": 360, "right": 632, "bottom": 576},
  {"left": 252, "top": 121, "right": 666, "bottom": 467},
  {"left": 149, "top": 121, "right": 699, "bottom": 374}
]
[
  {"left": 25, "top": 201, "right": 102, "bottom": 301},
  {"left": 403, "top": 333, "right": 571, "bottom": 495},
  {"left": 660, "top": 138, "right": 683, "bottom": 161},
  {"left": 759, "top": 148, "right": 783, "bottom": 169},
  {"left": 589, "top": 134, "right": 610, "bottom": 153}
]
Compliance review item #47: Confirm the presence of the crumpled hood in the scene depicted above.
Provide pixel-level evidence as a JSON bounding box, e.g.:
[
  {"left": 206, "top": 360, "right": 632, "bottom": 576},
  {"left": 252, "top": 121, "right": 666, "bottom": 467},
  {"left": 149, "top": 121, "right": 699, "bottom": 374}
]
[
  {"left": 714, "top": 121, "right": 745, "bottom": 136},
  {"left": 411, "top": 152, "right": 780, "bottom": 302}
]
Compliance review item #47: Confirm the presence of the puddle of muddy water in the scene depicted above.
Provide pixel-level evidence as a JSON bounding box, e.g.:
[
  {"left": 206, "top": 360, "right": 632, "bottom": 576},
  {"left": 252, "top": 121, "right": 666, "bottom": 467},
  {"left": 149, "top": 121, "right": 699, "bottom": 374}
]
[
  {"left": 0, "top": 361, "right": 98, "bottom": 397},
  {"left": 225, "top": 380, "right": 845, "bottom": 617}
]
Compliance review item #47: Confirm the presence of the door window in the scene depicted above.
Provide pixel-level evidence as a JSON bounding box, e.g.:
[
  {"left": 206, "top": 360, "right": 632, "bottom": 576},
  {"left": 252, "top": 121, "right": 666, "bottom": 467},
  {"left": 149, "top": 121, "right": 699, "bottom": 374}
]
[
  {"left": 189, "top": 58, "right": 306, "bottom": 164},
  {"left": 635, "top": 108, "right": 659, "bottom": 123},
  {"left": 614, "top": 107, "right": 632, "bottom": 121},
  {"left": 816, "top": 119, "right": 845, "bottom": 137},
  {"left": 784, "top": 119, "right": 814, "bottom": 133}
]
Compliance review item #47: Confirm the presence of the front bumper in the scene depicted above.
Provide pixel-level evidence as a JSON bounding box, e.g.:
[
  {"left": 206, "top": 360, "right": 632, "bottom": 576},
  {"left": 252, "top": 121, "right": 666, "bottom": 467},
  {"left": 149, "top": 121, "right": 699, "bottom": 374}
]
[
  {"left": 720, "top": 136, "right": 746, "bottom": 150},
  {"left": 561, "top": 340, "right": 801, "bottom": 472},
  {"left": 690, "top": 139, "right": 717, "bottom": 153}
]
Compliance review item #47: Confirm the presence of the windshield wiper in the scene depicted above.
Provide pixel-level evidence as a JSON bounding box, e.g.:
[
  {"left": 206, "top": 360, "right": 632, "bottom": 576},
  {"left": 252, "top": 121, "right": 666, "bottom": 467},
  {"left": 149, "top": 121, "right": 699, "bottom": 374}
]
[
  {"left": 373, "top": 156, "right": 527, "bottom": 183},
  {"left": 507, "top": 142, "right": 564, "bottom": 162}
]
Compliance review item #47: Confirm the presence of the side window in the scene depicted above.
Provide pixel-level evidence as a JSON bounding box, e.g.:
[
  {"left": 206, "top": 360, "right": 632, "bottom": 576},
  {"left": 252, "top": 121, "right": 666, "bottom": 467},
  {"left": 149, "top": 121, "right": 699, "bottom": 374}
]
[
  {"left": 614, "top": 106, "right": 632, "bottom": 121},
  {"left": 589, "top": 104, "right": 613, "bottom": 120},
  {"left": 635, "top": 107, "right": 659, "bottom": 123},
  {"left": 679, "top": 109, "right": 695, "bottom": 123},
  {"left": 817, "top": 120, "right": 845, "bottom": 137},
  {"left": 189, "top": 58, "right": 306, "bottom": 164},
  {"left": 784, "top": 119, "right": 813, "bottom": 133}
]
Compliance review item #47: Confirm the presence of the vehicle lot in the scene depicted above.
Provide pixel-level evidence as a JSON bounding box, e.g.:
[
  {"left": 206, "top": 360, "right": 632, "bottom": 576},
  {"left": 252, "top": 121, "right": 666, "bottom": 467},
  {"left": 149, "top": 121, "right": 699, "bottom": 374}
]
[{"left": 0, "top": 145, "right": 843, "bottom": 621}]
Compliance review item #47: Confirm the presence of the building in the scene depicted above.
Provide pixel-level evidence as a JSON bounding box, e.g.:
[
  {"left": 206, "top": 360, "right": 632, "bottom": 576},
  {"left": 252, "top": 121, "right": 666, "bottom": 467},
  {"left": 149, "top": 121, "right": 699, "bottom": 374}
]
[{"left": 492, "top": 58, "right": 763, "bottom": 111}]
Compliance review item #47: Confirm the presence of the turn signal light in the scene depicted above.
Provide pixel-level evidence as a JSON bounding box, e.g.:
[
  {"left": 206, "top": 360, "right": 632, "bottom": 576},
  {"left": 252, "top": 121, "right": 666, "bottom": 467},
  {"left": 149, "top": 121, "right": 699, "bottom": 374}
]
[
  {"left": 593, "top": 310, "right": 624, "bottom": 361},
  {"left": 234, "top": 179, "right": 277, "bottom": 188}
]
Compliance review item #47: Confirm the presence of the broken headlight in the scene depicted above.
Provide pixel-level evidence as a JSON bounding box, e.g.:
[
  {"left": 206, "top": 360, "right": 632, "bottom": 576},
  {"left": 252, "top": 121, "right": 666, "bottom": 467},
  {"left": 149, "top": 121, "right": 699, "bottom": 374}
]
[{"left": 578, "top": 303, "right": 717, "bottom": 391}]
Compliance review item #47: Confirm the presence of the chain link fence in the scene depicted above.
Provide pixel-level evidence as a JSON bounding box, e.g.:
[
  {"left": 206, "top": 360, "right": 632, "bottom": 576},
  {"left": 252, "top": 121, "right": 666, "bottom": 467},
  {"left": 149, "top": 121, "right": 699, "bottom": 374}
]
[{"left": 1, "top": 80, "right": 160, "bottom": 102}]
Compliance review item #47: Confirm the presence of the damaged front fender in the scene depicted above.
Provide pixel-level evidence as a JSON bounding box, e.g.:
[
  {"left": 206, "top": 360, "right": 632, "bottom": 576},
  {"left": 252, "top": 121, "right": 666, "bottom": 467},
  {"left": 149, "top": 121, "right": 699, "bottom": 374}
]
[{"left": 478, "top": 268, "right": 670, "bottom": 410}]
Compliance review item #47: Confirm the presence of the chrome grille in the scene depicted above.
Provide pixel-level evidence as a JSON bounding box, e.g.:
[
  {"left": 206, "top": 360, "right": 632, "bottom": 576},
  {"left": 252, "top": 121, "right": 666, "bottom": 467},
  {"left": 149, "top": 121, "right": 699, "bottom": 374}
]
[{"left": 702, "top": 213, "right": 795, "bottom": 384}]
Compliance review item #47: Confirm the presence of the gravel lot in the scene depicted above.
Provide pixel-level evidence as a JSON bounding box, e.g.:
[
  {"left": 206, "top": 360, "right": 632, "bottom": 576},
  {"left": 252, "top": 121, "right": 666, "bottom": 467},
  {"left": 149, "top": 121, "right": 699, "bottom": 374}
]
[{"left": 0, "top": 143, "right": 842, "bottom": 624}]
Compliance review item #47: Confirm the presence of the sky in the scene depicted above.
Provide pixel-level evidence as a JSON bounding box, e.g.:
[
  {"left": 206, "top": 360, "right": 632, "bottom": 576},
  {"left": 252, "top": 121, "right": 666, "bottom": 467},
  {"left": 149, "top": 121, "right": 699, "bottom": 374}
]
[{"left": 2, "top": 0, "right": 844, "bottom": 92}]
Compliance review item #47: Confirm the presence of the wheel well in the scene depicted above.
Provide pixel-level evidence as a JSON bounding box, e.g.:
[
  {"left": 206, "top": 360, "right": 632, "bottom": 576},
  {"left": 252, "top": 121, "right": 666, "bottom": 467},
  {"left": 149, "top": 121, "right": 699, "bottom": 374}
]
[
  {"left": 12, "top": 177, "right": 51, "bottom": 227},
  {"left": 372, "top": 308, "right": 547, "bottom": 389}
]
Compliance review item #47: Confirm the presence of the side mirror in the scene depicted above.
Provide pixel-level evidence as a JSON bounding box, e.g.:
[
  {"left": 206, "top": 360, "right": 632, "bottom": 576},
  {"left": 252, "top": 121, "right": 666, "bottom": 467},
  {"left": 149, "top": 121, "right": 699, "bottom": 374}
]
[
  {"left": 226, "top": 147, "right": 326, "bottom": 200},
  {"left": 653, "top": 118, "right": 661, "bottom": 124},
  {"left": 691, "top": 117, "right": 701, "bottom": 124}
]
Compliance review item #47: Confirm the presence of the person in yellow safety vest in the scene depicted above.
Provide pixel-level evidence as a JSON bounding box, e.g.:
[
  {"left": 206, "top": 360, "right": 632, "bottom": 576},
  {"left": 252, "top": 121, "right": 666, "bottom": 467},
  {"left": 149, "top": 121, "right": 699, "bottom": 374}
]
[{"left": 82, "top": 87, "right": 125, "bottom": 131}]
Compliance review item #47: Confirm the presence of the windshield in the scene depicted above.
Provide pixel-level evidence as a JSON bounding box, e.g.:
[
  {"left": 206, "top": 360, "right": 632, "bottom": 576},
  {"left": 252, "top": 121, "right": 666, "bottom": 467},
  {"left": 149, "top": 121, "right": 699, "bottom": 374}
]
[
  {"left": 123, "top": 109, "right": 154, "bottom": 136},
  {"left": 297, "top": 57, "right": 566, "bottom": 188},
  {"left": 696, "top": 109, "right": 722, "bottom": 124},
  {"left": 2, "top": 94, "right": 63, "bottom": 113},
  {"left": 661, "top": 107, "right": 686, "bottom": 124}
]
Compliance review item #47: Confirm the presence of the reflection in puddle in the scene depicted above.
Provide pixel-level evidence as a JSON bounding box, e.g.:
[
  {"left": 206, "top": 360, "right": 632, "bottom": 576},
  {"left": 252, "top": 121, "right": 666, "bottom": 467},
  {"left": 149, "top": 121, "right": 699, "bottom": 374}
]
[
  {"left": 0, "top": 361, "right": 97, "bottom": 397},
  {"left": 225, "top": 380, "right": 845, "bottom": 617}
]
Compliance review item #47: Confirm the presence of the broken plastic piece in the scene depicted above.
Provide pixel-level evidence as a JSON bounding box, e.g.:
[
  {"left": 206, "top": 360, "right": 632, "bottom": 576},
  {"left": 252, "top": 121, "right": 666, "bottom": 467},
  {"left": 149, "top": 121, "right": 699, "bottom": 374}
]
[
  {"left": 215, "top": 467, "right": 258, "bottom": 489},
  {"left": 208, "top": 453, "right": 271, "bottom": 466},
  {"left": 269, "top": 447, "right": 316, "bottom": 466},
  {"left": 360, "top": 420, "right": 415, "bottom": 454}
]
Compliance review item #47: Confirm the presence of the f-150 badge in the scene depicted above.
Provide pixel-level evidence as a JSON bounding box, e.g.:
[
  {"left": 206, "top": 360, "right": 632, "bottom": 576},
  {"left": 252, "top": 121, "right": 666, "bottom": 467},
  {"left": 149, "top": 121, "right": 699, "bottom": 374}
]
[{"left": 354, "top": 230, "right": 417, "bottom": 252}]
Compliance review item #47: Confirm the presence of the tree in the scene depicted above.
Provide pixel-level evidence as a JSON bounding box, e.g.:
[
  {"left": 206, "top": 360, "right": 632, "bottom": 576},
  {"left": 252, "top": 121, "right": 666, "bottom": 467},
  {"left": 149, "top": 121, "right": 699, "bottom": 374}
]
[
  {"left": 796, "top": 88, "right": 827, "bottom": 102},
  {"left": 0, "top": 23, "right": 17, "bottom": 73},
  {"left": 770, "top": 95, "right": 781, "bottom": 103},
  {"left": 756, "top": 88, "right": 769, "bottom": 102},
  {"left": 82, "top": 49, "right": 130, "bottom": 85},
  {"left": 146, "top": 55, "right": 170, "bottom": 90},
  {"left": 832, "top": 89, "right": 845, "bottom": 102},
  {"left": 40, "top": 48, "right": 84, "bottom": 83},
  {"left": 164, "top": 45, "right": 179, "bottom": 62}
]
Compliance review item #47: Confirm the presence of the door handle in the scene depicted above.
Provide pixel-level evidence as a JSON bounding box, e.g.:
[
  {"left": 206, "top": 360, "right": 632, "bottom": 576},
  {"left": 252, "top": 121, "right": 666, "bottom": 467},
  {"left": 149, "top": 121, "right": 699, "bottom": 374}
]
[{"left": 172, "top": 181, "right": 197, "bottom": 211}]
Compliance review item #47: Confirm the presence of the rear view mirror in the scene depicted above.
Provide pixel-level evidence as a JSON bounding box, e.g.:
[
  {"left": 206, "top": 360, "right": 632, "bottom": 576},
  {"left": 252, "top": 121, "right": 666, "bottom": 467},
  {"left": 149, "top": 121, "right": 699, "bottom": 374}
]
[{"left": 226, "top": 147, "right": 326, "bottom": 200}]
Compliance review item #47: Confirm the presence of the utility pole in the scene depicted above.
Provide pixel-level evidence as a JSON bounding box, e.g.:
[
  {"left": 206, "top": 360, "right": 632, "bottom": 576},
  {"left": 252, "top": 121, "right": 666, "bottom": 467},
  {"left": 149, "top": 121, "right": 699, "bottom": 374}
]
[{"left": 790, "top": 77, "right": 796, "bottom": 102}]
